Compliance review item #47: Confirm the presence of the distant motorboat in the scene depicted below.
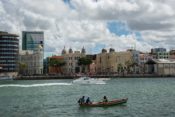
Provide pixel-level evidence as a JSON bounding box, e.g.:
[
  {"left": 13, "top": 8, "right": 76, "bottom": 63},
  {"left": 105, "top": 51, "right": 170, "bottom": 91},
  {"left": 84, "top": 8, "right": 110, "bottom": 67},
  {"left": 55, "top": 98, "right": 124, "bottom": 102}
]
[{"left": 72, "top": 77, "right": 106, "bottom": 84}]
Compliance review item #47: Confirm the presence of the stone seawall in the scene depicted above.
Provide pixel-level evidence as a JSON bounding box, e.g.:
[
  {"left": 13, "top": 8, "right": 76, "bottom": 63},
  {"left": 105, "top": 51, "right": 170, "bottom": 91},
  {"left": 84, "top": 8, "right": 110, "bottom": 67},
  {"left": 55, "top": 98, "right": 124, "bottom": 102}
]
[{"left": 14, "top": 74, "right": 175, "bottom": 80}]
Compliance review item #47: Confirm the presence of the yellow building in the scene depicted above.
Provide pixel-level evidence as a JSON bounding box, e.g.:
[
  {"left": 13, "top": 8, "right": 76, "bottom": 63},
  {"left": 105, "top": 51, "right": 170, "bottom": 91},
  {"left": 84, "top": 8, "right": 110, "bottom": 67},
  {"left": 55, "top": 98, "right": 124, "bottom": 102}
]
[
  {"left": 61, "top": 47, "right": 86, "bottom": 74},
  {"left": 96, "top": 48, "right": 132, "bottom": 74}
]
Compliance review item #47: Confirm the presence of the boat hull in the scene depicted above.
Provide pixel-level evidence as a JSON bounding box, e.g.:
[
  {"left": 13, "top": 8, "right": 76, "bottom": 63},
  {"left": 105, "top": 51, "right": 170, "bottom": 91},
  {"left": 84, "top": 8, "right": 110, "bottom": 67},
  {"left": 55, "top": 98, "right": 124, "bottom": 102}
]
[
  {"left": 79, "top": 98, "right": 128, "bottom": 107},
  {"left": 73, "top": 77, "right": 106, "bottom": 84}
]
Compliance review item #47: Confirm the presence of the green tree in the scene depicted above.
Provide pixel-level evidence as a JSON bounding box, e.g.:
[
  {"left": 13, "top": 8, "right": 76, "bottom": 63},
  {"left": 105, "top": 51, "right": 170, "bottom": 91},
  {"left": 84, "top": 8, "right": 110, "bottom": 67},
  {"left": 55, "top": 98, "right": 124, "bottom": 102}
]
[
  {"left": 49, "top": 59, "right": 66, "bottom": 74},
  {"left": 19, "top": 62, "right": 27, "bottom": 75},
  {"left": 117, "top": 63, "right": 123, "bottom": 74},
  {"left": 125, "top": 60, "right": 133, "bottom": 74},
  {"left": 78, "top": 57, "right": 92, "bottom": 73}
]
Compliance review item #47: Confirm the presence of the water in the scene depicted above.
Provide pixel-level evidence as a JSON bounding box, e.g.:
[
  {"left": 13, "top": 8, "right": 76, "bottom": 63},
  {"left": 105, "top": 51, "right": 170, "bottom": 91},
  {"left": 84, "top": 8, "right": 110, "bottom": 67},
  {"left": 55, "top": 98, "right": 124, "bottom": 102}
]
[{"left": 0, "top": 78, "right": 175, "bottom": 117}]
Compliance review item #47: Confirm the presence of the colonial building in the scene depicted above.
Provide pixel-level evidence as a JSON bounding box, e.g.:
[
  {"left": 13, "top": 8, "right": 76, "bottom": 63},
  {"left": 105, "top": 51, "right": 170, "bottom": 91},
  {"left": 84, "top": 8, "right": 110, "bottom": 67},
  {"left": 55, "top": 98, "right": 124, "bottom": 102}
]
[
  {"left": 146, "top": 59, "right": 175, "bottom": 76},
  {"left": 62, "top": 47, "right": 86, "bottom": 74},
  {"left": 0, "top": 31, "right": 19, "bottom": 77},
  {"left": 96, "top": 48, "right": 132, "bottom": 74},
  {"left": 87, "top": 54, "right": 96, "bottom": 75},
  {"left": 19, "top": 45, "right": 43, "bottom": 75}
]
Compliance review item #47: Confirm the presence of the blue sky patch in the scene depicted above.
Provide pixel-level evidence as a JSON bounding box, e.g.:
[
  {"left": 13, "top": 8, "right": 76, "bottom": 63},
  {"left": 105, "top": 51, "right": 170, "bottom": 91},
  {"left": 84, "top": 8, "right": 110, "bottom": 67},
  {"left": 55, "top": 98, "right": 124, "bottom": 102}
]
[
  {"left": 63, "top": 0, "right": 75, "bottom": 9},
  {"left": 134, "top": 32, "right": 143, "bottom": 41},
  {"left": 107, "top": 21, "right": 131, "bottom": 36},
  {"left": 107, "top": 21, "right": 143, "bottom": 42},
  {"left": 92, "top": 43, "right": 106, "bottom": 54}
]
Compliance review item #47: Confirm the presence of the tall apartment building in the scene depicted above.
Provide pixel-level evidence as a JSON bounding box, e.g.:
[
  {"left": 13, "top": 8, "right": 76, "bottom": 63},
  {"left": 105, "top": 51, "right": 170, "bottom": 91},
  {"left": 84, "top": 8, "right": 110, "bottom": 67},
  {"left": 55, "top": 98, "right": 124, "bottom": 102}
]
[
  {"left": 20, "top": 31, "right": 44, "bottom": 75},
  {"left": 0, "top": 31, "right": 19, "bottom": 77}
]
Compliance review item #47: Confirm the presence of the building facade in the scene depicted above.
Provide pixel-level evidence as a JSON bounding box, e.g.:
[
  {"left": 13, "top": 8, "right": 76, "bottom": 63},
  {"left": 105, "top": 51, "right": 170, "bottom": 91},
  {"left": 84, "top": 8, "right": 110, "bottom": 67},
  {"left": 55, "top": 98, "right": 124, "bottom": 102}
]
[
  {"left": 19, "top": 45, "right": 43, "bottom": 75},
  {"left": 139, "top": 53, "right": 153, "bottom": 73},
  {"left": 87, "top": 55, "right": 96, "bottom": 75},
  {"left": 146, "top": 59, "right": 175, "bottom": 76},
  {"left": 21, "top": 31, "right": 44, "bottom": 75},
  {"left": 96, "top": 48, "right": 132, "bottom": 74},
  {"left": 22, "top": 31, "right": 44, "bottom": 51},
  {"left": 169, "top": 50, "right": 175, "bottom": 59},
  {"left": 48, "top": 56, "right": 65, "bottom": 74},
  {"left": 62, "top": 47, "right": 86, "bottom": 74},
  {"left": 0, "top": 31, "right": 19, "bottom": 77},
  {"left": 151, "top": 48, "right": 169, "bottom": 59}
]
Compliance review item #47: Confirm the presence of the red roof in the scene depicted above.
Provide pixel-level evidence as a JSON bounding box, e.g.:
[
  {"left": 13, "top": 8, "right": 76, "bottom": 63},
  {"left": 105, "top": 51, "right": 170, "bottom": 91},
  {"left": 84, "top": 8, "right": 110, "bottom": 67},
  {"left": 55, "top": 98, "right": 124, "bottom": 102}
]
[{"left": 49, "top": 56, "right": 64, "bottom": 59}]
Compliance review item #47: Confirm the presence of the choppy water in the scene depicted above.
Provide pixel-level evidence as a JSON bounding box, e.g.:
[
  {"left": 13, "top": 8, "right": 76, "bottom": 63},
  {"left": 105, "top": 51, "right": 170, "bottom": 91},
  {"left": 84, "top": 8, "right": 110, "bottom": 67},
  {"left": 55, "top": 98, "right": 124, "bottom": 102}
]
[{"left": 0, "top": 78, "right": 175, "bottom": 117}]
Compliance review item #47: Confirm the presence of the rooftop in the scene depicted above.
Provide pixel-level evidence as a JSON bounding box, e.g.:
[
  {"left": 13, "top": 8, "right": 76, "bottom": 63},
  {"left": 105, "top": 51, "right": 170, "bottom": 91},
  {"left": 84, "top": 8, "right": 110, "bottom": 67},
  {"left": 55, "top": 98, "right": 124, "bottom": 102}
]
[{"left": 0, "top": 31, "right": 18, "bottom": 37}]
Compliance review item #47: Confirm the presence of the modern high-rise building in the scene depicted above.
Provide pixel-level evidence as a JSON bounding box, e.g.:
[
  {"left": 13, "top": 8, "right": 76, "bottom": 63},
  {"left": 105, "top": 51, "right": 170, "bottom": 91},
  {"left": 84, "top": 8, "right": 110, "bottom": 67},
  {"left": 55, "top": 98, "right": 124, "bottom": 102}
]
[
  {"left": 20, "top": 31, "right": 44, "bottom": 75},
  {"left": 0, "top": 31, "right": 19, "bottom": 77},
  {"left": 22, "top": 31, "right": 44, "bottom": 51}
]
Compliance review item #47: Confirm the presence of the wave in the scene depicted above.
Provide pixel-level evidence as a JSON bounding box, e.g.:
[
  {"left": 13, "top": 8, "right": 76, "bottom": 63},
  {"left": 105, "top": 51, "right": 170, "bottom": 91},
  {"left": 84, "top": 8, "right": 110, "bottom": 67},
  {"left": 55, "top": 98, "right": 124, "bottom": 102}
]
[{"left": 0, "top": 83, "right": 72, "bottom": 88}]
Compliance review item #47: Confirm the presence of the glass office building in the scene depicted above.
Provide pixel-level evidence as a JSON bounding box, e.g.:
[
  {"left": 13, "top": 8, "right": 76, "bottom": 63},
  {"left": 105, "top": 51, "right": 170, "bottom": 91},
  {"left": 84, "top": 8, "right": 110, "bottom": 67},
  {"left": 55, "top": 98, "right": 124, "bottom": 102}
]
[
  {"left": 22, "top": 31, "right": 44, "bottom": 51},
  {"left": 0, "top": 31, "right": 19, "bottom": 72}
]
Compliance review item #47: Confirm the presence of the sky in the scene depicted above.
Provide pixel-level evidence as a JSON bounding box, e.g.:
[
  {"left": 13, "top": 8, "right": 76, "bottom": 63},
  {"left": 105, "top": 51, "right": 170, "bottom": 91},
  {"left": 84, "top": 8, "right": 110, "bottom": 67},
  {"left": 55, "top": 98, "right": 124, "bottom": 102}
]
[{"left": 0, "top": 0, "right": 175, "bottom": 57}]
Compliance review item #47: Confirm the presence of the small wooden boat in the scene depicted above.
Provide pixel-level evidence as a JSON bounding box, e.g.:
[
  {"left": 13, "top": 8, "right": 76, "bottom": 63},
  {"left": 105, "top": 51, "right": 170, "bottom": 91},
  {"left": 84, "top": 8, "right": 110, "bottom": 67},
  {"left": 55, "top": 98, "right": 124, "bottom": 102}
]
[{"left": 79, "top": 98, "right": 128, "bottom": 107}]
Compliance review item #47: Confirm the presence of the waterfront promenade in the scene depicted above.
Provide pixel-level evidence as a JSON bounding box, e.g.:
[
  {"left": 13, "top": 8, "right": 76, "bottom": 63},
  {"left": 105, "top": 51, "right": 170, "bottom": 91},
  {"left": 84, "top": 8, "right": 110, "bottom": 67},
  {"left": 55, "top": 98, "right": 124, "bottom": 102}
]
[{"left": 14, "top": 74, "right": 175, "bottom": 80}]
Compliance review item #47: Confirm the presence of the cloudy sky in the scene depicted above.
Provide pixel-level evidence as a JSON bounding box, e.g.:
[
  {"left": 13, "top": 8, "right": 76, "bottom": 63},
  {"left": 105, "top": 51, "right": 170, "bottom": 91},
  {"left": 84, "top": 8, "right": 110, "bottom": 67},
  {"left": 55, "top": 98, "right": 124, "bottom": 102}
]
[{"left": 0, "top": 0, "right": 175, "bottom": 57}]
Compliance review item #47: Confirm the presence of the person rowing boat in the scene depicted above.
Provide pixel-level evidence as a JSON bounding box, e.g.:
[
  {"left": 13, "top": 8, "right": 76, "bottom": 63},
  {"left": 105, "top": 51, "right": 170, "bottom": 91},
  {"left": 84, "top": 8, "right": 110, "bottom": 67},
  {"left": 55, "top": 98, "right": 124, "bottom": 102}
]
[{"left": 79, "top": 97, "right": 128, "bottom": 107}]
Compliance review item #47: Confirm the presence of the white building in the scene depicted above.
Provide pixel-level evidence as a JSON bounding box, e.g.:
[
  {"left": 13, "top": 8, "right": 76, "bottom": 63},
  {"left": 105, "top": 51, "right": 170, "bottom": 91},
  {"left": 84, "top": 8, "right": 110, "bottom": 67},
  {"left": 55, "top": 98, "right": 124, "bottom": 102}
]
[
  {"left": 146, "top": 59, "right": 175, "bottom": 76},
  {"left": 19, "top": 45, "right": 43, "bottom": 75}
]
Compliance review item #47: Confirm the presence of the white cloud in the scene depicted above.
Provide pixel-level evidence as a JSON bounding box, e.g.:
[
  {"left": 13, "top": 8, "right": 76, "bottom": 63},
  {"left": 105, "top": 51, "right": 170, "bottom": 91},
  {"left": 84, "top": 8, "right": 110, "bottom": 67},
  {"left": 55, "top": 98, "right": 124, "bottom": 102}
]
[{"left": 0, "top": 0, "right": 175, "bottom": 57}]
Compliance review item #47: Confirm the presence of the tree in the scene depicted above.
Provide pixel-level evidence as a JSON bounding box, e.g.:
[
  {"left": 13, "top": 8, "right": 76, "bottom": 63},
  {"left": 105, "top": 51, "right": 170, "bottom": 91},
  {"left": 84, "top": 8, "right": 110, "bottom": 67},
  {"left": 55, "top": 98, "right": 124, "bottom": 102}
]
[
  {"left": 78, "top": 57, "right": 92, "bottom": 73},
  {"left": 125, "top": 60, "right": 133, "bottom": 74},
  {"left": 49, "top": 59, "right": 66, "bottom": 74},
  {"left": 131, "top": 61, "right": 139, "bottom": 74},
  {"left": 117, "top": 63, "right": 123, "bottom": 74},
  {"left": 19, "top": 62, "right": 27, "bottom": 75}
]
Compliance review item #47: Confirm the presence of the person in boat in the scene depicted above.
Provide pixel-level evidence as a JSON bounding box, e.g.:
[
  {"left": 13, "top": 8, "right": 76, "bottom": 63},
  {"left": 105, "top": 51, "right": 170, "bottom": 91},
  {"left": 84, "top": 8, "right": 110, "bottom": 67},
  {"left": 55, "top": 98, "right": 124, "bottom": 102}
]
[
  {"left": 78, "top": 96, "right": 85, "bottom": 104},
  {"left": 103, "top": 96, "right": 108, "bottom": 102},
  {"left": 85, "top": 97, "right": 91, "bottom": 104}
]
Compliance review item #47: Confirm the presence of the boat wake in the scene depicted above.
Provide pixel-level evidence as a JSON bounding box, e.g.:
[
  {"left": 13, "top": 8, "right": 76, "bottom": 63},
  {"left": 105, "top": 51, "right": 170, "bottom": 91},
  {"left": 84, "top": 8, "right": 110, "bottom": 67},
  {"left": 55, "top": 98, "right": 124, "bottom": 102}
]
[
  {"left": 0, "top": 83, "right": 72, "bottom": 88},
  {"left": 73, "top": 77, "right": 106, "bottom": 84}
]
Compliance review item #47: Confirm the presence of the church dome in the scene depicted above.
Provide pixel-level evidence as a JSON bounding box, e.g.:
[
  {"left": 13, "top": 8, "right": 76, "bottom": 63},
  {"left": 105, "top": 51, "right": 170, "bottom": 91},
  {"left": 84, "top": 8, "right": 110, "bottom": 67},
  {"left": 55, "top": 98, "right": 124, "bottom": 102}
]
[
  {"left": 102, "top": 48, "right": 107, "bottom": 53},
  {"left": 69, "top": 48, "right": 73, "bottom": 53},
  {"left": 62, "top": 47, "right": 67, "bottom": 55},
  {"left": 81, "top": 47, "right": 86, "bottom": 54},
  {"left": 109, "top": 48, "right": 115, "bottom": 52}
]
